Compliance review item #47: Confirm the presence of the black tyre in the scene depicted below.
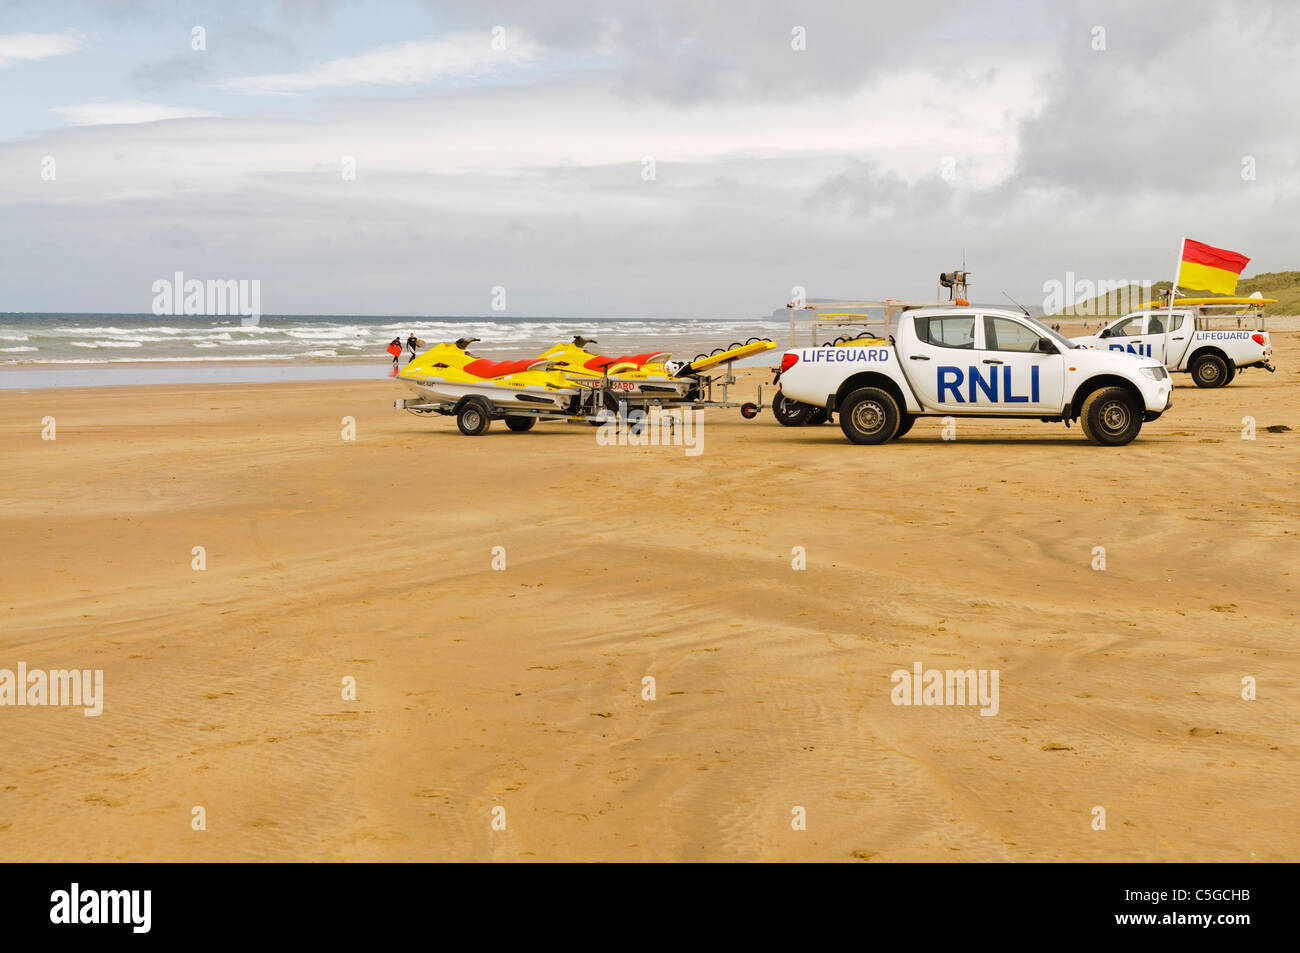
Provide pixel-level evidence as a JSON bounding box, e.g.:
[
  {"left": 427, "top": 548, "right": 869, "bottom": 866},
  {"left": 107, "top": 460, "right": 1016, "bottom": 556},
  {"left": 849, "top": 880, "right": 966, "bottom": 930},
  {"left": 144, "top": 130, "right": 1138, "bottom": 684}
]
[
  {"left": 838, "top": 386, "right": 900, "bottom": 445},
  {"left": 1191, "top": 353, "right": 1229, "bottom": 388},
  {"left": 504, "top": 415, "right": 536, "bottom": 432},
  {"left": 456, "top": 398, "right": 493, "bottom": 435},
  {"left": 1079, "top": 386, "right": 1142, "bottom": 446},
  {"left": 772, "top": 391, "right": 816, "bottom": 426},
  {"left": 1222, "top": 363, "right": 1237, "bottom": 385},
  {"left": 740, "top": 402, "right": 759, "bottom": 419},
  {"left": 891, "top": 414, "right": 915, "bottom": 439}
]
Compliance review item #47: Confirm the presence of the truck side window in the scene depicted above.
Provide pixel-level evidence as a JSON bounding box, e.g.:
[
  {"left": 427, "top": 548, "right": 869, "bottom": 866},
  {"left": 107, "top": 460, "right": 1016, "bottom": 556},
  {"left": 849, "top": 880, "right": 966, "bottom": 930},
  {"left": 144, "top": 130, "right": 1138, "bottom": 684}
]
[
  {"left": 1110, "top": 316, "right": 1144, "bottom": 337},
  {"left": 916, "top": 316, "right": 974, "bottom": 348},
  {"left": 983, "top": 316, "right": 1041, "bottom": 352}
]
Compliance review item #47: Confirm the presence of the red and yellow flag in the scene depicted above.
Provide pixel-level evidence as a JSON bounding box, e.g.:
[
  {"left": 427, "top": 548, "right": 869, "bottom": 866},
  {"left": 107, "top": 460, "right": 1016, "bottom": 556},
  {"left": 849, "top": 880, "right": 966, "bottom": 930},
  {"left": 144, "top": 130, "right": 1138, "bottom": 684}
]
[{"left": 1178, "top": 239, "right": 1250, "bottom": 295}]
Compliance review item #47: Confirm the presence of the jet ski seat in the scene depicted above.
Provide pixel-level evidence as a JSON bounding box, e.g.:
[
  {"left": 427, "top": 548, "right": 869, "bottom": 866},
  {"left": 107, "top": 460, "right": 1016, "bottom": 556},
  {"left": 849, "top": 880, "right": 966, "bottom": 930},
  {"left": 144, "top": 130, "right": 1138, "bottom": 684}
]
[
  {"left": 463, "top": 358, "right": 545, "bottom": 378},
  {"left": 582, "top": 351, "right": 669, "bottom": 371}
]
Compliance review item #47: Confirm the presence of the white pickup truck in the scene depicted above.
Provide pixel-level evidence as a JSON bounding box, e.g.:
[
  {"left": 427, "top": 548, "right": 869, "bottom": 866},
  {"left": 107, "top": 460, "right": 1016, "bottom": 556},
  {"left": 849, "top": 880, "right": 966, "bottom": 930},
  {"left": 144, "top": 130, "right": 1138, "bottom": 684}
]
[
  {"left": 1070, "top": 303, "right": 1275, "bottom": 388},
  {"left": 775, "top": 306, "right": 1173, "bottom": 446}
]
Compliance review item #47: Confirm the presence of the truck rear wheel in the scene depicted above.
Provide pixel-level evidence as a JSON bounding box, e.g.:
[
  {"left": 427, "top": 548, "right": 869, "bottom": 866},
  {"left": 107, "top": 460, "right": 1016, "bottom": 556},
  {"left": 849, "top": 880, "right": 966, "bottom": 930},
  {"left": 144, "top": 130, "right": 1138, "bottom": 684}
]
[
  {"left": 456, "top": 398, "right": 493, "bottom": 435},
  {"left": 891, "top": 414, "right": 915, "bottom": 439},
  {"left": 772, "top": 391, "right": 817, "bottom": 426},
  {"left": 1079, "top": 387, "right": 1142, "bottom": 446},
  {"left": 838, "top": 387, "right": 900, "bottom": 444},
  {"left": 1222, "top": 363, "right": 1237, "bottom": 385},
  {"left": 1191, "top": 353, "right": 1229, "bottom": 388}
]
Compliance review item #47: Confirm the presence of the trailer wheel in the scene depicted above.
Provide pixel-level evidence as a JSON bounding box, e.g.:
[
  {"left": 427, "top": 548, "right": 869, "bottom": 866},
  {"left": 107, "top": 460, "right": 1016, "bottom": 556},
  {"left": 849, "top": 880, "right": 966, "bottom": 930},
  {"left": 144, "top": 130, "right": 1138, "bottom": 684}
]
[
  {"left": 740, "top": 402, "right": 759, "bottom": 419},
  {"left": 838, "top": 386, "right": 900, "bottom": 444},
  {"left": 504, "top": 415, "right": 536, "bottom": 432},
  {"left": 456, "top": 398, "right": 493, "bottom": 436},
  {"left": 1191, "top": 353, "right": 1229, "bottom": 388},
  {"left": 891, "top": 414, "right": 915, "bottom": 439},
  {"left": 772, "top": 391, "right": 815, "bottom": 426},
  {"left": 1079, "top": 386, "right": 1142, "bottom": 446}
]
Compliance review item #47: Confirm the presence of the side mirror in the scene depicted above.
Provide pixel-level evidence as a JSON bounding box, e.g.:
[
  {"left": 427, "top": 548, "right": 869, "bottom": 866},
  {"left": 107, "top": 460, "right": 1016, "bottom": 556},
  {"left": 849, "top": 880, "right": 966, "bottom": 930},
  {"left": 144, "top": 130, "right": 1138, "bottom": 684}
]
[{"left": 1037, "top": 338, "right": 1058, "bottom": 354}]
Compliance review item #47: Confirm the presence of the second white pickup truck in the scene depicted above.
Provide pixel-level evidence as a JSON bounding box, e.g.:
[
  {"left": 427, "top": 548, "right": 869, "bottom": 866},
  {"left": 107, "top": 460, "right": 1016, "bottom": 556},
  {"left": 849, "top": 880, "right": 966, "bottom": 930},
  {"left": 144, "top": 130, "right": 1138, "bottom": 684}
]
[
  {"left": 776, "top": 306, "right": 1173, "bottom": 446},
  {"left": 1070, "top": 301, "right": 1275, "bottom": 388}
]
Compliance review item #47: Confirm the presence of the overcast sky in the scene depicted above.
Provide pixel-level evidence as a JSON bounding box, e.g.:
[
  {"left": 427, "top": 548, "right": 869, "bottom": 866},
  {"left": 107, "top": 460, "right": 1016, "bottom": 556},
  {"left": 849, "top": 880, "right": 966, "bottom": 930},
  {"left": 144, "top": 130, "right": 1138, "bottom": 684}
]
[{"left": 0, "top": 0, "right": 1296, "bottom": 317}]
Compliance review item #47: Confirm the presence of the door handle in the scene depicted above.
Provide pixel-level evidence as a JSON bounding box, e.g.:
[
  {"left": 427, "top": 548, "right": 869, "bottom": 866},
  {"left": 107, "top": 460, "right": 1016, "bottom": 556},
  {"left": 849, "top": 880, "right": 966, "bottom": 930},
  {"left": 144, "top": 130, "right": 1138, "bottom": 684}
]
[
  {"left": 982, "top": 359, "right": 1003, "bottom": 365},
  {"left": 909, "top": 355, "right": 930, "bottom": 361},
  {"left": 1172, "top": 336, "right": 1184, "bottom": 340}
]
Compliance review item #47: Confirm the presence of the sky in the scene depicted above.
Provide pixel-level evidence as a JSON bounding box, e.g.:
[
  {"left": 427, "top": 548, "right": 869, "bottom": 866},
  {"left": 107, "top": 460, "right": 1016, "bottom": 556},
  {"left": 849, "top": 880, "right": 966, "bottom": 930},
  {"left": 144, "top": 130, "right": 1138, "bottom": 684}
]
[{"left": 0, "top": 0, "right": 1297, "bottom": 318}]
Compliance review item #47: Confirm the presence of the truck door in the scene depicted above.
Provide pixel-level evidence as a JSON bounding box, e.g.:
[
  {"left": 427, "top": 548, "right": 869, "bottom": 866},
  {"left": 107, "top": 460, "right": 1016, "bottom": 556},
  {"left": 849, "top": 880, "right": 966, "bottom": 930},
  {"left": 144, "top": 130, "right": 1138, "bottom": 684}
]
[
  {"left": 975, "top": 314, "right": 1064, "bottom": 412},
  {"left": 1097, "top": 314, "right": 1154, "bottom": 359},
  {"left": 903, "top": 313, "right": 977, "bottom": 411},
  {"left": 1158, "top": 310, "right": 1193, "bottom": 368}
]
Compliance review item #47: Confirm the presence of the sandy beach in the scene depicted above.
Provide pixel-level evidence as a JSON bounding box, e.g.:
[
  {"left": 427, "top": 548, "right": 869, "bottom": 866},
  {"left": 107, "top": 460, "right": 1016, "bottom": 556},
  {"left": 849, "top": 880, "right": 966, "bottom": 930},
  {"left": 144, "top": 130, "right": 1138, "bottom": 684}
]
[{"left": 1, "top": 337, "right": 1296, "bottom": 862}]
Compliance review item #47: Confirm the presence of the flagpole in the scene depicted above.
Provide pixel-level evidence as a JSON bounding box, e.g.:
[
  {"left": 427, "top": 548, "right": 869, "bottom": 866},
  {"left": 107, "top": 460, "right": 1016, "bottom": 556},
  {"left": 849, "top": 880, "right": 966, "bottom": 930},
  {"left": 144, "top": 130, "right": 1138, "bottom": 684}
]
[{"left": 1166, "top": 235, "right": 1184, "bottom": 336}]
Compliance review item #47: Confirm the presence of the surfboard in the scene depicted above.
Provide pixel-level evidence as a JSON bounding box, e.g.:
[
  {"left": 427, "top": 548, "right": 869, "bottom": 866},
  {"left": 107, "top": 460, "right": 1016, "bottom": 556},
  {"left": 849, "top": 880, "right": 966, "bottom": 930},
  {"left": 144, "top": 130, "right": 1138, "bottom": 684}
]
[
  {"left": 1138, "top": 297, "right": 1275, "bottom": 307},
  {"left": 835, "top": 336, "right": 886, "bottom": 346},
  {"left": 685, "top": 340, "right": 776, "bottom": 373}
]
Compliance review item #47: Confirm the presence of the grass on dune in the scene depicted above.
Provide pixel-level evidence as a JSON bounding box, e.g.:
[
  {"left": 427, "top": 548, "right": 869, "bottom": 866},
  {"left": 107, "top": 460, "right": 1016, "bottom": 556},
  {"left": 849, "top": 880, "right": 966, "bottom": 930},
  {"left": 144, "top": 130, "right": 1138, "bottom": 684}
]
[{"left": 1060, "top": 271, "right": 1300, "bottom": 317}]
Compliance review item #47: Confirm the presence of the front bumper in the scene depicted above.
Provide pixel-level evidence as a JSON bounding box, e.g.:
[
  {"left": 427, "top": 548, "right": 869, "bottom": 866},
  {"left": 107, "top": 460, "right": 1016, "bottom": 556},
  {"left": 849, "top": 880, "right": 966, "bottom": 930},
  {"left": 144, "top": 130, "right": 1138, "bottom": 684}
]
[{"left": 1142, "top": 390, "right": 1172, "bottom": 422}]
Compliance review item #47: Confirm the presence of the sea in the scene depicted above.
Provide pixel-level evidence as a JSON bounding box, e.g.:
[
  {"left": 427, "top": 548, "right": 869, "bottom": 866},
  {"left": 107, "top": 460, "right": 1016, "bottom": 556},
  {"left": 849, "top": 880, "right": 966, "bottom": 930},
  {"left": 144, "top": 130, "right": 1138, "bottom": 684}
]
[{"left": 0, "top": 313, "right": 822, "bottom": 389}]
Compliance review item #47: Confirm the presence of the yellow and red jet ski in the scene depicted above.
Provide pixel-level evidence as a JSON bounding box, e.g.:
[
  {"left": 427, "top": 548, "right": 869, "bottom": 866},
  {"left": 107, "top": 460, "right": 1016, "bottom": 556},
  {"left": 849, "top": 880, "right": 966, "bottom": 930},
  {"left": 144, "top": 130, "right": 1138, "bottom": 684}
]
[
  {"left": 397, "top": 337, "right": 579, "bottom": 415},
  {"left": 534, "top": 336, "right": 693, "bottom": 399},
  {"left": 539, "top": 335, "right": 776, "bottom": 386}
]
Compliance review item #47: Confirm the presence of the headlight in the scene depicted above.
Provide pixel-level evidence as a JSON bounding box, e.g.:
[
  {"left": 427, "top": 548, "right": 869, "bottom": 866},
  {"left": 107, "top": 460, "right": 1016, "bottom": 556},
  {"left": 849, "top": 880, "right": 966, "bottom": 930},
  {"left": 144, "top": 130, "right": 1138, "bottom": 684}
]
[{"left": 1140, "top": 366, "right": 1168, "bottom": 381}]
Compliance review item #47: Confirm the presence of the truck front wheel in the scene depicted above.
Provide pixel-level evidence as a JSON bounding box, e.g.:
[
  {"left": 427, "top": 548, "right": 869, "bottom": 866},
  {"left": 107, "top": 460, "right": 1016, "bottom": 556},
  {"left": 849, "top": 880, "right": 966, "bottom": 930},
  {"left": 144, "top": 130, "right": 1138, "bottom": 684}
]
[
  {"left": 838, "top": 387, "right": 900, "bottom": 444},
  {"left": 1191, "top": 353, "right": 1229, "bottom": 388},
  {"left": 1079, "top": 387, "right": 1142, "bottom": 446}
]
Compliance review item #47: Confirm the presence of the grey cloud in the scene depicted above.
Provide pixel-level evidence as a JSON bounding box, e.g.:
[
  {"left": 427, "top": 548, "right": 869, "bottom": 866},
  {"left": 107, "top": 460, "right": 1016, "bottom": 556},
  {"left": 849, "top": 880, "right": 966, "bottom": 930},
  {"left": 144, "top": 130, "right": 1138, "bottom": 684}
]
[
  {"left": 808, "top": 161, "right": 956, "bottom": 219},
  {"left": 1010, "top": 0, "right": 1300, "bottom": 196},
  {"left": 130, "top": 54, "right": 213, "bottom": 91},
  {"left": 426, "top": 0, "right": 1001, "bottom": 102}
]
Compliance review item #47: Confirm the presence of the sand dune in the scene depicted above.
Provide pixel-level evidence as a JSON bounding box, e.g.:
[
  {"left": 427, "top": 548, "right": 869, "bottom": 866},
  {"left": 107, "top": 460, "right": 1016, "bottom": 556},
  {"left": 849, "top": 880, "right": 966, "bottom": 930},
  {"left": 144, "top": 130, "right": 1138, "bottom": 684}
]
[{"left": 0, "top": 339, "right": 1296, "bottom": 861}]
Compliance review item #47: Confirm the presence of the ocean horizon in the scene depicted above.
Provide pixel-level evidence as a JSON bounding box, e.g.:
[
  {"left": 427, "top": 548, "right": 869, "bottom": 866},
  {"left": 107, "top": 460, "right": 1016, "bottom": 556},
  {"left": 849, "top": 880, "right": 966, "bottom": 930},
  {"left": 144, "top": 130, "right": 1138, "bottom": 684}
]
[
  {"left": 0, "top": 312, "right": 804, "bottom": 369},
  {"left": 0, "top": 300, "right": 1057, "bottom": 370}
]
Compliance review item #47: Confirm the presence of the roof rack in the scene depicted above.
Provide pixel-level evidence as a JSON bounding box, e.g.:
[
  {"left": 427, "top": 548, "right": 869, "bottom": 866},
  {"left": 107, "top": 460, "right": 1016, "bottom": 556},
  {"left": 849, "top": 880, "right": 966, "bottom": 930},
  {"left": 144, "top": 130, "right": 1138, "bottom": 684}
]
[
  {"left": 782, "top": 268, "right": 974, "bottom": 345},
  {"left": 1137, "top": 295, "right": 1275, "bottom": 329},
  {"left": 783, "top": 300, "right": 959, "bottom": 346}
]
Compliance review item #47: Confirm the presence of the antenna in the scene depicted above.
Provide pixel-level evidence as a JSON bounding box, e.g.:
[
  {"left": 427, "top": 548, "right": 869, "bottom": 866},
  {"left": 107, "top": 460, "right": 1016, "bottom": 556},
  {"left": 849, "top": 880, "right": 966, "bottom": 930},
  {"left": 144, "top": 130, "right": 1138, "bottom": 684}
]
[{"left": 1001, "top": 290, "right": 1030, "bottom": 317}]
